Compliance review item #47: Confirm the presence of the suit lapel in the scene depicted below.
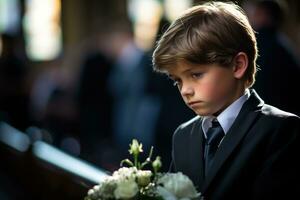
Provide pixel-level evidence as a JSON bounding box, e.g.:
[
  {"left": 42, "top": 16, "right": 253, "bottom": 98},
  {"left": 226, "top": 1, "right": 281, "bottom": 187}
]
[
  {"left": 188, "top": 117, "right": 205, "bottom": 188},
  {"left": 201, "top": 90, "right": 264, "bottom": 192}
]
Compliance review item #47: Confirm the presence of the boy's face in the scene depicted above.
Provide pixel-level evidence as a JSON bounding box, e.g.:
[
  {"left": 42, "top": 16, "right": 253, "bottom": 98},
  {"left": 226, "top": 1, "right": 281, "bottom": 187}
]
[{"left": 168, "top": 61, "right": 243, "bottom": 116}]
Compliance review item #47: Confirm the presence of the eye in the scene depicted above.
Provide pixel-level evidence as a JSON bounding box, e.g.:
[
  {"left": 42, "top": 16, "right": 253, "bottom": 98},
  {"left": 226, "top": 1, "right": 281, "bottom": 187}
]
[{"left": 191, "top": 72, "right": 204, "bottom": 79}]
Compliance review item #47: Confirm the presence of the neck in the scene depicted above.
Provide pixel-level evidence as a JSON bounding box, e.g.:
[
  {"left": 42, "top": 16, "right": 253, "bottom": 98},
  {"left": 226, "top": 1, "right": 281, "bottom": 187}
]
[{"left": 214, "top": 84, "right": 246, "bottom": 117}]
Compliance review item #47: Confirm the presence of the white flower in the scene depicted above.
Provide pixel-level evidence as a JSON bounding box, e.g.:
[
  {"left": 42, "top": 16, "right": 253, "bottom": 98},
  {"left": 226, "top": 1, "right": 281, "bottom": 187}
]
[
  {"left": 90, "top": 178, "right": 117, "bottom": 199},
  {"left": 114, "top": 177, "right": 139, "bottom": 199},
  {"left": 156, "top": 186, "right": 177, "bottom": 200},
  {"left": 85, "top": 140, "right": 202, "bottom": 200},
  {"left": 157, "top": 172, "right": 200, "bottom": 200},
  {"left": 137, "top": 170, "right": 152, "bottom": 187},
  {"left": 113, "top": 167, "right": 138, "bottom": 179},
  {"left": 109, "top": 167, "right": 139, "bottom": 199},
  {"left": 87, "top": 188, "right": 96, "bottom": 198}
]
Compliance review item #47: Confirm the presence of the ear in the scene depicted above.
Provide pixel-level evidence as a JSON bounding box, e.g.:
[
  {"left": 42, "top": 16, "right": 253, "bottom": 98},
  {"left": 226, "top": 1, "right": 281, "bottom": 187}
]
[{"left": 232, "top": 52, "right": 248, "bottom": 79}]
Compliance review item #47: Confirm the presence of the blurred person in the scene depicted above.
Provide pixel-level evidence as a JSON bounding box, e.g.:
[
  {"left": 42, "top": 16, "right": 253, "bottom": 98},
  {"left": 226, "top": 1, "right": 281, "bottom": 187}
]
[
  {"left": 29, "top": 57, "right": 79, "bottom": 147},
  {"left": 75, "top": 32, "right": 114, "bottom": 166},
  {"left": 30, "top": 58, "right": 64, "bottom": 123},
  {"left": 243, "top": 0, "right": 300, "bottom": 115},
  {"left": 0, "top": 33, "right": 30, "bottom": 131},
  {"left": 153, "top": 1, "right": 300, "bottom": 199},
  {"left": 106, "top": 20, "right": 159, "bottom": 161}
]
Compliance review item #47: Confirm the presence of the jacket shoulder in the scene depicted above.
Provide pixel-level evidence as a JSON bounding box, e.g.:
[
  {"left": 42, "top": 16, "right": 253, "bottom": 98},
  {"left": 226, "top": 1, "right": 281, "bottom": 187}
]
[
  {"left": 174, "top": 116, "right": 201, "bottom": 136},
  {"left": 258, "top": 104, "right": 300, "bottom": 133},
  {"left": 176, "top": 116, "right": 201, "bottom": 132},
  {"left": 261, "top": 104, "right": 299, "bottom": 119}
]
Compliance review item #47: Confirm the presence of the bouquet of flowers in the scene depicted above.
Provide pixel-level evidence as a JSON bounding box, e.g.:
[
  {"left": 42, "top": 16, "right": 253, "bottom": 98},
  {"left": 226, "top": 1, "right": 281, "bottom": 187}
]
[{"left": 85, "top": 139, "right": 201, "bottom": 200}]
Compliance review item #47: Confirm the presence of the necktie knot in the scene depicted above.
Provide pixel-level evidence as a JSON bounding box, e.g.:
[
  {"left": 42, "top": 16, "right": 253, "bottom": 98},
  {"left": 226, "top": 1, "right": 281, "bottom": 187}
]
[{"left": 206, "top": 120, "right": 224, "bottom": 146}]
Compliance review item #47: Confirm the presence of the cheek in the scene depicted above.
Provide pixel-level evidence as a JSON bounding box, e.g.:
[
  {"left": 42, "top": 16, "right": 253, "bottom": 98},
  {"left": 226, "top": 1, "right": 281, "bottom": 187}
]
[
  {"left": 198, "top": 78, "right": 223, "bottom": 99},
  {"left": 199, "top": 75, "right": 232, "bottom": 101},
  {"left": 199, "top": 83, "right": 216, "bottom": 99}
]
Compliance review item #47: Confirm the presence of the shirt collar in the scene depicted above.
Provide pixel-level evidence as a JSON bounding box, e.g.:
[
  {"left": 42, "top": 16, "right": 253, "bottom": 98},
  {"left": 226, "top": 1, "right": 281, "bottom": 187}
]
[{"left": 202, "top": 89, "right": 250, "bottom": 139}]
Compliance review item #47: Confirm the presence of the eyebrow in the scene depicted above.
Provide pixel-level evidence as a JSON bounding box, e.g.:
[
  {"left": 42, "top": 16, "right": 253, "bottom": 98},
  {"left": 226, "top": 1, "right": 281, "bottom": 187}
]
[{"left": 168, "top": 67, "right": 195, "bottom": 78}]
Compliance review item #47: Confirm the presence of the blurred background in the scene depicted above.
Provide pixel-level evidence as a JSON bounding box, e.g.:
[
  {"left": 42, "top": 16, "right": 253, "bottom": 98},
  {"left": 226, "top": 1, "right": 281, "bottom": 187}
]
[{"left": 0, "top": 0, "right": 299, "bottom": 199}]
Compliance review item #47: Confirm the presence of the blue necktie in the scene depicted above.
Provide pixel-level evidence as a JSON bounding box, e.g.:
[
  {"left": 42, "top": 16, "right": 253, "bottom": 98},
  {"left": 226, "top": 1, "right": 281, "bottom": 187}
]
[{"left": 204, "top": 120, "right": 225, "bottom": 177}]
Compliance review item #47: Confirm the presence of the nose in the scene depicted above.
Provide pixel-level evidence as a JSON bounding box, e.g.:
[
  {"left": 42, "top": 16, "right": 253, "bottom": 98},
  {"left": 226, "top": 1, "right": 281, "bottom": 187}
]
[{"left": 180, "top": 83, "right": 194, "bottom": 97}]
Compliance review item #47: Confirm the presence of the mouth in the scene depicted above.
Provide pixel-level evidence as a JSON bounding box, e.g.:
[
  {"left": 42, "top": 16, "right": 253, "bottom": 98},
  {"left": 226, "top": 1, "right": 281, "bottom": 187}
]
[{"left": 187, "top": 101, "right": 203, "bottom": 107}]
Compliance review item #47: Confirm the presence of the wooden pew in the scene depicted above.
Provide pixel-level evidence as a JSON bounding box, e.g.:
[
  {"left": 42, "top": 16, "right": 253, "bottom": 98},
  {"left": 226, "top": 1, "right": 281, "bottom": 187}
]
[{"left": 0, "top": 122, "right": 108, "bottom": 200}]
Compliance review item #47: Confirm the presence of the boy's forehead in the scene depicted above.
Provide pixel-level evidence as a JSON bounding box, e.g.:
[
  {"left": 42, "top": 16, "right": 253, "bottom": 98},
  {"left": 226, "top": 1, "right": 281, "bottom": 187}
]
[
  {"left": 165, "top": 62, "right": 189, "bottom": 76},
  {"left": 166, "top": 61, "right": 203, "bottom": 76}
]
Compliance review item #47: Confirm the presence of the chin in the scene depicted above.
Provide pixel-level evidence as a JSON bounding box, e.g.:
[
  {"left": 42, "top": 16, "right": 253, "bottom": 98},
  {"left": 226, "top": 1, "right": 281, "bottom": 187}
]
[{"left": 194, "top": 110, "right": 213, "bottom": 117}]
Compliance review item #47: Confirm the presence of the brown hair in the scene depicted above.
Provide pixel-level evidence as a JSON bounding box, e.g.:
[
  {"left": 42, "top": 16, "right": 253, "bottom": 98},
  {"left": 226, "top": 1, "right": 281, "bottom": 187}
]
[{"left": 152, "top": 1, "right": 258, "bottom": 87}]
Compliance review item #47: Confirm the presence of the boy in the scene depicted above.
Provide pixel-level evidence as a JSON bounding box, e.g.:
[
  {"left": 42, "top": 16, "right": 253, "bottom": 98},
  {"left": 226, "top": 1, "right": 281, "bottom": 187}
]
[{"left": 152, "top": 1, "right": 300, "bottom": 200}]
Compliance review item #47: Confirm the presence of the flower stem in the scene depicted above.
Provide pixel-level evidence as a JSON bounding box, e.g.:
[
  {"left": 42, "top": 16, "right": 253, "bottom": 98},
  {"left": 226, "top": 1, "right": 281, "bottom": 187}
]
[{"left": 134, "top": 154, "right": 138, "bottom": 169}]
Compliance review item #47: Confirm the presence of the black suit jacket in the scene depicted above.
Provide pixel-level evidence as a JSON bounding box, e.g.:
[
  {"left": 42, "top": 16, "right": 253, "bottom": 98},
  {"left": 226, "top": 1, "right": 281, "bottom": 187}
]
[{"left": 171, "top": 89, "right": 300, "bottom": 200}]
